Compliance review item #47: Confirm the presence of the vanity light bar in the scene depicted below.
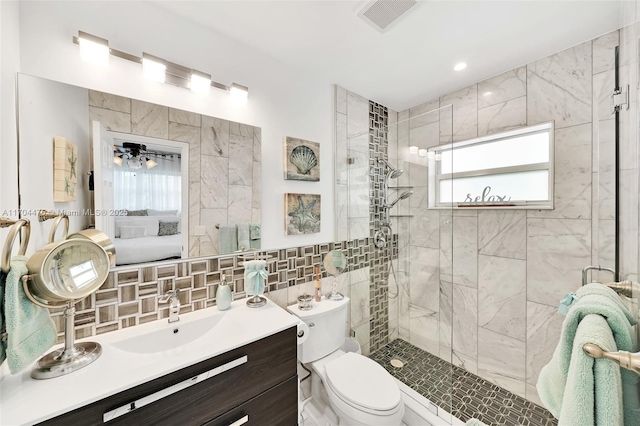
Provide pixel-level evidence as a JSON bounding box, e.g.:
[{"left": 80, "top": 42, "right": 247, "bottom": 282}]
[{"left": 73, "top": 31, "right": 248, "bottom": 99}]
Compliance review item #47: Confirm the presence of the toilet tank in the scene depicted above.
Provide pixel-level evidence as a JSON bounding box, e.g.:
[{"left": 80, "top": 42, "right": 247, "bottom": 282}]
[{"left": 287, "top": 297, "right": 350, "bottom": 364}]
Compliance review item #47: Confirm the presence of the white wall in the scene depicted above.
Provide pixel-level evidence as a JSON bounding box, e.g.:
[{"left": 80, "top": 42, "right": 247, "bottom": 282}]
[
  {"left": 0, "top": 1, "right": 21, "bottom": 248},
  {"left": 15, "top": 1, "right": 335, "bottom": 250},
  {"left": 17, "top": 75, "right": 90, "bottom": 253}
]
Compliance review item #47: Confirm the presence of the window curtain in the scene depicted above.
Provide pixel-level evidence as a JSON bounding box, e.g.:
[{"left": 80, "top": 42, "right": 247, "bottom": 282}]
[{"left": 113, "top": 155, "right": 181, "bottom": 212}]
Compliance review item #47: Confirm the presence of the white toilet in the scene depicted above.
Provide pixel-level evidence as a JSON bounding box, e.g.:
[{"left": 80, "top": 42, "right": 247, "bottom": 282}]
[{"left": 288, "top": 297, "right": 404, "bottom": 426}]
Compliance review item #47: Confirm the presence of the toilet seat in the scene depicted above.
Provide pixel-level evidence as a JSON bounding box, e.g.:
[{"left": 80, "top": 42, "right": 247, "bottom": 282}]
[{"left": 324, "top": 352, "right": 402, "bottom": 414}]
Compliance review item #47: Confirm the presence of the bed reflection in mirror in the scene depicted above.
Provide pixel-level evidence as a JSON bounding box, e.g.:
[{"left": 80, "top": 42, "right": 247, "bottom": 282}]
[{"left": 16, "top": 73, "right": 262, "bottom": 268}]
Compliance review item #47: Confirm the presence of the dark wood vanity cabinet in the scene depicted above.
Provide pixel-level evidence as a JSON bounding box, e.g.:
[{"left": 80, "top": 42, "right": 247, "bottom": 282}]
[{"left": 38, "top": 327, "right": 298, "bottom": 426}]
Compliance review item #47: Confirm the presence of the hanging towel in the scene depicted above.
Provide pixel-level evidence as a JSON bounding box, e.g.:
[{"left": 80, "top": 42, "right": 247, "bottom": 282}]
[
  {"left": 3, "top": 256, "right": 57, "bottom": 374},
  {"left": 237, "top": 223, "right": 250, "bottom": 251},
  {"left": 249, "top": 224, "right": 261, "bottom": 250},
  {"left": 465, "top": 419, "right": 488, "bottom": 426},
  {"left": 537, "top": 287, "right": 639, "bottom": 426},
  {"left": 244, "top": 260, "right": 267, "bottom": 296},
  {"left": 0, "top": 271, "right": 6, "bottom": 365},
  {"left": 577, "top": 283, "right": 637, "bottom": 324},
  {"left": 219, "top": 225, "right": 238, "bottom": 254}
]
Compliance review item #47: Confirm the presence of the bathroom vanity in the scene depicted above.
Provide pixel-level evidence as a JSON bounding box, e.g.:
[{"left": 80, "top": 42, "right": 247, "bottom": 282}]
[{"left": 0, "top": 299, "right": 298, "bottom": 425}]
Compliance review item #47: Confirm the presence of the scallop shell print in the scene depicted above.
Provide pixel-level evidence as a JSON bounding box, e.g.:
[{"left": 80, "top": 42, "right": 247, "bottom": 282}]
[{"left": 290, "top": 145, "right": 318, "bottom": 175}]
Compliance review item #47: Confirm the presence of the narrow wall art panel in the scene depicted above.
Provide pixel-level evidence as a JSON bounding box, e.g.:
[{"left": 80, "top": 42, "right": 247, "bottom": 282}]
[
  {"left": 285, "top": 193, "right": 321, "bottom": 235},
  {"left": 53, "top": 136, "right": 77, "bottom": 202},
  {"left": 284, "top": 136, "right": 320, "bottom": 181}
]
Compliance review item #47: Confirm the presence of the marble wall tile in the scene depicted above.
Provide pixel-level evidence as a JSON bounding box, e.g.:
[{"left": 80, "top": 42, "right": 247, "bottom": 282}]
[
  {"left": 478, "top": 66, "right": 527, "bottom": 109},
  {"left": 336, "top": 85, "right": 347, "bottom": 115},
  {"left": 410, "top": 207, "right": 439, "bottom": 249},
  {"left": 478, "top": 210, "right": 526, "bottom": 259},
  {"left": 169, "top": 108, "right": 201, "bottom": 127},
  {"left": 201, "top": 155, "right": 229, "bottom": 209},
  {"left": 619, "top": 65, "right": 638, "bottom": 172},
  {"left": 350, "top": 280, "right": 370, "bottom": 327},
  {"left": 253, "top": 128, "right": 261, "bottom": 163},
  {"left": 440, "top": 85, "right": 478, "bottom": 143},
  {"left": 409, "top": 305, "right": 440, "bottom": 356},
  {"left": 229, "top": 122, "right": 253, "bottom": 138},
  {"left": 188, "top": 236, "right": 200, "bottom": 258},
  {"left": 525, "top": 382, "right": 544, "bottom": 407},
  {"left": 228, "top": 185, "right": 252, "bottom": 226},
  {"left": 265, "top": 288, "right": 288, "bottom": 309},
  {"left": 526, "top": 301, "right": 564, "bottom": 386},
  {"left": 409, "top": 121, "right": 439, "bottom": 150},
  {"left": 594, "top": 119, "right": 616, "bottom": 220},
  {"left": 189, "top": 135, "right": 201, "bottom": 183},
  {"left": 619, "top": 169, "right": 639, "bottom": 280},
  {"left": 353, "top": 321, "right": 370, "bottom": 356},
  {"left": 252, "top": 160, "right": 261, "bottom": 209},
  {"left": 452, "top": 284, "right": 478, "bottom": 373},
  {"left": 89, "top": 106, "right": 131, "bottom": 133},
  {"left": 593, "top": 30, "right": 619, "bottom": 75},
  {"left": 439, "top": 104, "right": 454, "bottom": 145},
  {"left": 529, "top": 123, "right": 592, "bottom": 219},
  {"left": 478, "top": 255, "right": 526, "bottom": 341},
  {"left": 409, "top": 246, "right": 440, "bottom": 312},
  {"left": 228, "top": 134, "right": 254, "bottom": 186},
  {"left": 89, "top": 90, "right": 131, "bottom": 113},
  {"left": 388, "top": 112, "right": 398, "bottom": 160},
  {"left": 526, "top": 218, "right": 591, "bottom": 307},
  {"left": 201, "top": 116, "right": 229, "bottom": 157},
  {"left": 397, "top": 114, "right": 410, "bottom": 161},
  {"left": 199, "top": 208, "right": 227, "bottom": 256},
  {"left": 409, "top": 99, "right": 440, "bottom": 128},
  {"left": 348, "top": 217, "right": 369, "bottom": 240},
  {"left": 347, "top": 91, "right": 369, "bottom": 138},
  {"left": 477, "top": 96, "right": 527, "bottom": 136},
  {"left": 168, "top": 122, "right": 199, "bottom": 144},
  {"left": 336, "top": 184, "right": 349, "bottom": 242},
  {"left": 439, "top": 280, "right": 453, "bottom": 362},
  {"left": 440, "top": 215, "right": 478, "bottom": 288},
  {"left": 593, "top": 70, "right": 616, "bottom": 122},
  {"left": 478, "top": 327, "right": 526, "bottom": 397},
  {"left": 131, "top": 100, "right": 169, "bottom": 138},
  {"left": 399, "top": 272, "right": 411, "bottom": 341},
  {"left": 527, "top": 41, "right": 592, "bottom": 129},
  {"left": 348, "top": 133, "right": 369, "bottom": 154},
  {"left": 189, "top": 182, "right": 201, "bottom": 234}
]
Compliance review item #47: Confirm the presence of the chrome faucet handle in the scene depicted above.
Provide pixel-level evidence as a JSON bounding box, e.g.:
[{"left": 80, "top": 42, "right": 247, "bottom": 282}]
[{"left": 158, "top": 289, "right": 178, "bottom": 303}]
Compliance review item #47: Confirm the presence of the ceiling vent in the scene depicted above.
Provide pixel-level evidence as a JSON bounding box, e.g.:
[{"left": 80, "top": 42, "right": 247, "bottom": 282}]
[{"left": 358, "top": 0, "right": 419, "bottom": 33}]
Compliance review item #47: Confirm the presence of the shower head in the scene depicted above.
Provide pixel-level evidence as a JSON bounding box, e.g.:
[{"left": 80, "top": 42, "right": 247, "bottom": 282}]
[
  {"left": 385, "top": 191, "right": 413, "bottom": 208},
  {"left": 378, "top": 158, "right": 403, "bottom": 179}
]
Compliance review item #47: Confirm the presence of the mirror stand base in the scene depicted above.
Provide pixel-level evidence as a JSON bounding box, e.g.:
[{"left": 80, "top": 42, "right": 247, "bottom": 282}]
[
  {"left": 246, "top": 295, "right": 267, "bottom": 308},
  {"left": 31, "top": 342, "right": 102, "bottom": 380}
]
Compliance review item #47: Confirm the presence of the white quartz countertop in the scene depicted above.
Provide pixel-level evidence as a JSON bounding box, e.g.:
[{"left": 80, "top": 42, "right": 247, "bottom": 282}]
[{"left": 0, "top": 298, "right": 298, "bottom": 425}]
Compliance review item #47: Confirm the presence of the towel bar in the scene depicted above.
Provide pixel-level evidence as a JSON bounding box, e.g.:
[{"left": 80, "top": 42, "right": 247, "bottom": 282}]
[
  {"left": 583, "top": 343, "right": 640, "bottom": 377},
  {"left": 582, "top": 265, "right": 617, "bottom": 286}
]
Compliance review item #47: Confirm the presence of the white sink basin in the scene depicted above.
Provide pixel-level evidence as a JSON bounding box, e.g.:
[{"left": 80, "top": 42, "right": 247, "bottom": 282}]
[{"left": 112, "top": 314, "right": 224, "bottom": 354}]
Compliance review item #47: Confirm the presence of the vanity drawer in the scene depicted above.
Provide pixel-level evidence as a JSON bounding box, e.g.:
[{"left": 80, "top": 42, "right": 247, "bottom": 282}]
[
  {"left": 204, "top": 376, "right": 298, "bottom": 426},
  {"left": 38, "top": 327, "right": 296, "bottom": 426}
]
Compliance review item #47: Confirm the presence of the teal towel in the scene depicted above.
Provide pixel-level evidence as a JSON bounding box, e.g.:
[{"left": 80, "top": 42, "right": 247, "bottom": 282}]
[
  {"left": 465, "top": 419, "right": 488, "bottom": 426},
  {"left": 250, "top": 238, "right": 260, "bottom": 250},
  {"left": 237, "top": 223, "right": 250, "bottom": 251},
  {"left": 244, "top": 260, "right": 267, "bottom": 296},
  {"left": 3, "top": 256, "right": 57, "bottom": 374},
  {"left": 249, "top": 224, "right": 261, "bottom": 240},
  {"left": 577, "top": 283, "right": 637, "bottom": 325},
  {"left": 537, "top": 288, "right": 639, "bottom": 425},
  {"left": 219, "top": 225, "right": 238, "bottom": 253},
  {"left": 0, "top": 271, "right": 6, "bottom": 365}
]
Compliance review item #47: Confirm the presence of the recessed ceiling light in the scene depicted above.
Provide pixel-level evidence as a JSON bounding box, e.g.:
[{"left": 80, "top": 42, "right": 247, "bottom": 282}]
[
  {"left": 453, "top": 62, "right": 467, "bottom": 71},
  {"left": 483, "top": 91, "right": 492, "bottom": 96}
]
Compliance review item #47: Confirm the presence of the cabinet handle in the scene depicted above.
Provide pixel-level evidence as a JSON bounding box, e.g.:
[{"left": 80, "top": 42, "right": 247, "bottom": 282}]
[
  {"left": 229, "top": 414, "right": 249, "bottom": 426},
  {"left": 102, "top": 355, "right": 248, "bottom": 423}
]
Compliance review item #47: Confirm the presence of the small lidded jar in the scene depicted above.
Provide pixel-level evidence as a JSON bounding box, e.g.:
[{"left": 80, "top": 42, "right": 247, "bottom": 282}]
[{"left": 297, "top": 293, "right": 313, "bottom": 311}]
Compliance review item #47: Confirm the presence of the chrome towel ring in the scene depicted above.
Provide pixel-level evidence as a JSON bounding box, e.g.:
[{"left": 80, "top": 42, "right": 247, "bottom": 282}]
[
  {"left": 0, "top": 217, "right": 31, "bottom": 273},
  {"left": 38, "top": 210, "right": 69, "bottom": 243}
]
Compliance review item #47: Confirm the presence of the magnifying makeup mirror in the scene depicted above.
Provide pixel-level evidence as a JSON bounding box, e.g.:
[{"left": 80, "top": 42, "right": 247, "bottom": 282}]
[
  {"left": 23, "top": 234, "right": 112, "bottom": 379},
  {"left": 323, "top": 250, "right": 347, "bottom": 301}
]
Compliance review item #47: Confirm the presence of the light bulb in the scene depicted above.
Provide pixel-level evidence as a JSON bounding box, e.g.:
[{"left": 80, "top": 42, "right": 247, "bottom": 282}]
[
  {"left": 230, "top": 83, "right": 248, "bottom": 105},
  {"left": 190, "top": 70, "right": 211, "bottom": 94},
  {"left": 78, "top": 31, "right": 109, "bottom": 67},
  {"left": 146, "top": 158, "right": 158, "bottom": 169},
  {"left": 128, "top": 156, "right": 142, "bottom": 169},
  {"left": 142, "top": 53, "right": 166, "bottom": 84},
  {"left": 113, "top": 155, "right": 123, "bottom": 166}
]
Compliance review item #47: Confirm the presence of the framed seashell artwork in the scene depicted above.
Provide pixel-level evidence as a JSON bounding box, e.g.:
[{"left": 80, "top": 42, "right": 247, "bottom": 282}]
[
  {"left": 284, "top": 136, "right": 320, "bottom": 181},
  {"left": 285, "top": 193, "right": 321, "bottom": 235}
]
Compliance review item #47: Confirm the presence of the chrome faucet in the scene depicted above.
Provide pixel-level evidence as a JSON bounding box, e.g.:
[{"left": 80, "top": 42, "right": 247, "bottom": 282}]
[{"left": 159, "top": 290, "right": 180, "bottom": 323}]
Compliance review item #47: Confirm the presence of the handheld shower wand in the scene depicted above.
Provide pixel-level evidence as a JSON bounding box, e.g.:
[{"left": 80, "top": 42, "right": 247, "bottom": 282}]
[{"left": 386, "top": 191, "right": 413, "bottom": 208}]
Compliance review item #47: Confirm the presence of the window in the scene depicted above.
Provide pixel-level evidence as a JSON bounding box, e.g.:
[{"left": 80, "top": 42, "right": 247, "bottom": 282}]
[{"left": 428, "top": 122, "right": 554, "bottom": 209}]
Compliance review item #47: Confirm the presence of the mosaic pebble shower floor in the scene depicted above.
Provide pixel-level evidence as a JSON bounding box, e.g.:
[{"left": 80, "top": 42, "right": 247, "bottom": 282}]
[{"left": 369, "top": 339, "right": 558, "bottom": 426}]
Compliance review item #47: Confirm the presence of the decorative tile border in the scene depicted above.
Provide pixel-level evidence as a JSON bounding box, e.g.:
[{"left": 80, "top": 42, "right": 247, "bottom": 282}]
[
  {"left": 54, "top": 238, "right": 376, "bottom": 341},
  {"left": 370, "top": 339, "right": 558, "bottom": 426},
  {"left": 369, "top": 100, "right": 392, "bottom": 352}
]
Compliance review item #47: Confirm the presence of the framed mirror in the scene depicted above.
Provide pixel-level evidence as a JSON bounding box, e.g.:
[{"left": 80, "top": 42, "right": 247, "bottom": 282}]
[{"left": 16, "top": 73, "right": 262, "bottom": 268}]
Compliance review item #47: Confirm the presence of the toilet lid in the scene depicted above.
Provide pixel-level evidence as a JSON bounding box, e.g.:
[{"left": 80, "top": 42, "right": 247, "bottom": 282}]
[{"left": 324, "top": 352, "right": 401, "bottom": 411}]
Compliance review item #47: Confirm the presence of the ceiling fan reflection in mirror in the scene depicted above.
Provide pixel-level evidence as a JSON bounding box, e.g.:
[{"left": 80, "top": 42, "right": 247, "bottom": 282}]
[{"left": 113, "top": 142, "right": 158, "bottom": 170}]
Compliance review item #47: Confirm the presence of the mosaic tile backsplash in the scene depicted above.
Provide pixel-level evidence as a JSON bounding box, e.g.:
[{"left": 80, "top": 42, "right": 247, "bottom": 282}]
[
  {"left": 52, "top": 238, "right": 375, "bottom": 341},
  {"left": 370, "top": 339, "right": 558, "bottom": 426}
]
